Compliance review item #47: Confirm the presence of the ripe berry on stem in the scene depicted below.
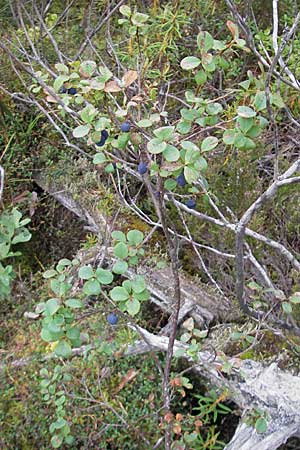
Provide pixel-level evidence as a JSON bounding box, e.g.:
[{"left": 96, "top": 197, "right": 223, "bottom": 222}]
[
  {"left": 120, "top": 121, "right": 131, "bottom": 132},
  {"left": 176, "top": 173, "right": 187, "bottom": 187},
  {"left": 138, "top": 162, "right": 148, "bottom": 175},
  {"left": 107, "top": 313, "right": 118, "bottom": 325},
  {"left": 68, "top": 87, "right": 77, "bottom": 95},
  {"left": 186, "top": 199, "right": 196, "bottom": 209}
]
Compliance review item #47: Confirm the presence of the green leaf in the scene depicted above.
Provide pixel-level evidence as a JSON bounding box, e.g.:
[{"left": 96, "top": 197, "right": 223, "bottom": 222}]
[
  {"left": 95, "top": 268, "right": 113, "bottom": 285},
  {"left": 127, "top": 230, "right": 144, "bottom": 246},
  {"left": 239, "top": 79, "right": 251, "bottom": 90},
  {"left": 181, "top": 56, "right": 201, "bottom": 70},
  {"left": 12, "top": 229, "right": 31, "bottom": 244},
  {"left": 80, "top": 60, "right": 97, "bottom": 77},
  {"left": 153, "top": 126, "right": 174, "bottom": 141},
  {"left": 78, "top": 265, "right": 94, "bottom": 280},
  {"left": 246, "top": 125, "right": 261, "bottom": 138},
  {"left": 223, "top": 129, "right": 236, "bottom": 145},
  {"left": 234, "top": 134, "right": 256, "bottom": 149},
  {"left": 41, "top": 327, "right": 60, "bottom": 343},
  {"left": 57, "top": 258, "right": 71, "bottom": 267},
  {"left": 206, "top": 102, "right": 223, "bottom": 116},
  {"left": 176, "top": 121, "right": 192, "bottom": 134},
  {"left": 289, "top": 293, "right": 300, "bottom": 304},
  {"left": 80, "top": 105, "right": 98, "bottom": 123},
  {"left": 201, "top": 136, "right": 218, "bottom": 152},
  {"left": 112, "top": 260, "right": 128, "bottom": 274},
  {"left": 197, "top": 31, "right": 214, "bottom": 52},
  {"left": 184, "top": 166, "right": 199, "bottom": 184},
  {"left": 137, "top": 119, "right": 152, "bottom": 127},
  {"left": 110, "top": 286, "right": 130, "bottom": 301},
  {"left": 112, "top": 230, "right": 126, "bottom": 242},
  {"left": 202, "top": 59, "right": 216, "bottom": 72},
  {"left": 271, "top": 93, "right": 285, "bottom": 108},
  {"left": 54, "top": 340, "right": 72, "bottom": 358},
  {"left": 114, "top": 242, "right": 129, "bottom": 259},
  {"left": 174, "top": 348, "right": 185, "bottom": 358},
  {"left": 237, "top": 116, "right": 254, "bottom": 133},
  {"left": 237, "top": 106, "right": 257, "bottom": 118},
  {"left": 53, "top": 75, "right": 69, "bottom": 91},
  {"left": 83, "top": 279, "right": 101, "bottom": 296},
  {"left": 45, "top": 298, "right": 60, "bottom": 316},
  {"left": 94, "top": 117, "right": 111, "bottom": 131},
  {"left": 119, "top": 5, "right": 131, "bottom": 16},
  {"left": 65, "top": 299, "right": 83, "bottom": 308},
  {"left": 181, "top": 141, "right": 199, "bottom": 152},
  {"left": 126, "top": 297, "right": 140, "bottom": 316},
  {"left": 43, "top": 269, "right": 57, "bottom": 279},
  {"left": 51, "top": 434, "right": 63, "bottom": 448},
  {"left": 55, "top": 63, "right": 69, "bottom": 74},
  {"left": 66, "top": 327, "right": 80, "bottom": 340},
  {"left": 131, "top": 275, "right": 146, "bottom": 294},
  {"left": 255, "top": 417, "right": 268, "bottom": 434},
  {"left": 73, "top": 124, "right": 91, "bottom": 138},
  {"left": 147, "top": 138, "right": 167, "bottom": 154},
  {"left": 164, "top": 179, "right": 177, "bottom": 190},
  {"left": 253, "top": 91, "right": 266, "bottom": 111},
  {"left": 131, "top": 12, "right": 148, "bottom": 26},
  {"left": 163, "top": 145, "right": 180, "bottom": 162},
  {"left": 195, "top": 70, "right": 207, "bottom": 85},
  {"left": 282, "top": 301, "right": 292, "bottom": 314},
  {"left": 93, "top": 153, "right": 107, "bottom": 164}
]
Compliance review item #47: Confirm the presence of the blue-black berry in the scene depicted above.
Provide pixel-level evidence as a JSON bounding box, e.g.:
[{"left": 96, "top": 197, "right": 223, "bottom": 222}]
[
  {"left": 96, "top": 130, "right": 109, "bottom": 147},
  {"left": 138, "top": 162, "right": 148, "bottom": 175},
  {"left": 186, "top": 199, "right": 196, "bottom": 209},
  {"left": 101, "top": 130, "right": 109, "bottom": 140},
  {"left": 176, "top": 173, "right": 187, "bottom": 187},
  {"left": 120, "top": 121, "right": 131, "bottom": 132},
  {"left": 107, "top": 313, "right": 118, "bottom": 325},
  {"left": 59, "top": 86, "right": 67, "bottom": 94},
  {"left": 68, "top": 87, "right": 77, "bottom": 95}
]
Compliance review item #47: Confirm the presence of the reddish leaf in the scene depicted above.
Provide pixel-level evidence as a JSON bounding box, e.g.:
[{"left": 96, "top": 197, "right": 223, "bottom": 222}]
[
  {"left": 226, "top": 20, "right": 239, "bottom": 39},
  {"left": 115, "top": 369, "right": 138, "bottom": 393}
]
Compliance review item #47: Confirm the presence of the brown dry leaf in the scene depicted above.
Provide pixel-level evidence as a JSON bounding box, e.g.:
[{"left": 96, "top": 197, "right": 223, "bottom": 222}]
[
  {"left": 170, "top": 377, "right": 182, "bottom": 388},
  {"left": 127, "top": 101, "right": 138, "bottom": 108},
  {"left": 173, "top": 424, "right": 182, "bottom": 435},
  {"left": 115, "top": 369, "right": 139, "bottom": 393},
  {"left": 164, "top": 412, "right": 174, "bottom": 423},
  {"left": 194, "top": 419, "right": 203, "bottom": 428},
  {"left": 79, "top": 67, "right": 90, "bottom": 79},
  {"left": 104, "top": 80, "right": 122, "bottom": 93},
  {"left": 226, "top": 20, "right": 239, "bottom": 39},
  {"left": 131, "top": 95, "right": 144, "bottom": 102},
  {"left": 46, "top": 95, "right": 58, "bottom": 103},
  {"left": 175, "top": 413, "right": 184, "bottom": 422},
  {"left": 12, "top": 190, "right": 30, "bottom": 204},
  {"left": 122, "top": 70, "right": 138, "bottom": 87}
]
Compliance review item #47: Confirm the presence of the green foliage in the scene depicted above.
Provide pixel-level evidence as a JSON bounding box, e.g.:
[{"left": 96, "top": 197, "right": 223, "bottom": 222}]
[
  {"left": 245, "top": 407, "right": 269, "bottom": 434},
  {"left": 0, "top": 208, "right": 31, "bottom": 298}
]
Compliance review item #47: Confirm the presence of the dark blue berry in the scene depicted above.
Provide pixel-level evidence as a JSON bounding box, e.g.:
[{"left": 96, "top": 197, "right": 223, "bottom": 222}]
[
  {"left": 186, "top": 199, "right": 196, "bottom": 209},
  {"left": 96, "top": 137, "right": 106, "bottom": 147},
  {"left": 59, "top": 86, "right": 67, "bottom": 94},
  {"left": 120, "top": 121, "right": 131, "bottom": 132},
  {"left": 101, "top": 130, "right": 109, "bottom": 140},
  {"left": 68, "top": 87, "right": 77, "bottom": 95},
  {"left": 138, "top": 162, "right": 148, "bottom": 175},
  {"left": 96, "top": 130, "right": 109, "bottom": 147},
  {"left": 107, "top": 313, "right": 118, "bottom": 325},
  {"left": 176, "top": 173, "right": 187, "bottom": 187}
]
